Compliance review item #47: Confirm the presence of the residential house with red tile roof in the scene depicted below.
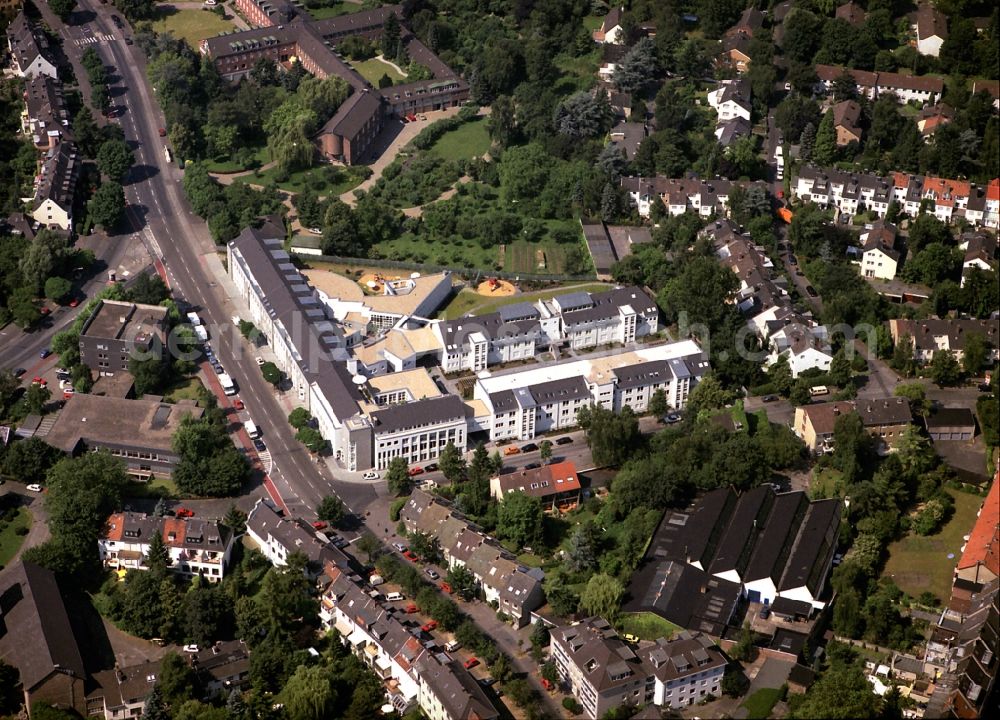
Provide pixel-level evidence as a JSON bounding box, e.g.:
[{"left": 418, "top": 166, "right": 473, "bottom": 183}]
[{"left": 490, "top": 460, "right": 582, "bottom": 511}]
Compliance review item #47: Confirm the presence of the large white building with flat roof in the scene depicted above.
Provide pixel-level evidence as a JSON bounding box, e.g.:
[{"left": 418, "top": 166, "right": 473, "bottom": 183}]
[{"left": 474, "top": 340, "right": 708, "bottom": 441}]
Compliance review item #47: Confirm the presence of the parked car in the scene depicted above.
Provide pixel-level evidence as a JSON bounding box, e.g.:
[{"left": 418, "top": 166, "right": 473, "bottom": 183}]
[
  {"left": 176, "top": 507, "right": 195, "bottom": 518},
  {"left": 26, "top": 484, "right": 43, "bottom": 492},
  {"left": 255, "top": 356, "right": 265, "bottom": 365},
  {"left": 308, "top": 227, "right": 322, "bottom": 235},
  {"left": 421, "top": 621, "right": 438, "bottom": 632},
  {"left": 403, "top": 550, "right": 419, "bottom": 562},
  {"left": 408, "top": 466, "right": 425, "bottom": 476},
  {"left": 805, "top": 285, "right": 818, "bottom": 298},
  {"left": 762, "top": 394, "right": 778, "bottom": 403},
  {"left": 524, "top": 462, "right": 540, "bottom": 470},
  {"left": 759, "top": 606, "right": 771, "bottom": 619},
  {"left": 39, "top": 348, "right": 51, "bottom": 358},
  {"left": 253, "top": 438, "right": 266, "bottom": 452},
  {"left": 623, "top": 633, "right": 640, "bottom": 643},
  {"left": 183, "top": 644, "right": 199, "bottom": 653},
  {"left": 405, "top": 603, "right": 420, "bottom": 614},
  {"left": 463, "top": 657, "right": 479, "bottom": 669},
  {"left": 555, "top": 436, "right": 573, "bottom": 445},
  {"left": 478, "top": 677, "right": 496, "bottom": 688},
  {"left": 393, "top": 542, "right": 407, "bottom": 552},
  {"left": 788, "top": 254, "right": 798, "bottom": 265},
  {"left": 13, "top": 368, "right": 26, "bottom": 378},
  {"left": 158, "top": 127, "right": 167, "bottom": 137},
  {"left": 68, "top": 297, "right": 79, "bottom": 307},
  {"left": 425, "top": 568, "right": 440, "bottom": 580},
  {"left": 540, "top": 678, "right": 554, "bottom": 692},
  {"left": 232, "top": 399, "right": 244, "bottom": 411},
  {"left": 520, "top": 443, "right": 538, "bottom": 452},
  {"left": 362, "top": 471, "right": 379, "bottom": 480},
  {"left": 662, "top": 413, "right": 681, "bottom": 424},
  {"left": 503, "top": 446, "right": 520, "bottom": 456},
  {"left": 311, "top": 521, "right": 328, "bottom": 531},
  {"left": 424, "top": 463, "right": 438, "bottom": 472},
  {"left": 439, "top": 581, "right": 453, "bottom": 594}
]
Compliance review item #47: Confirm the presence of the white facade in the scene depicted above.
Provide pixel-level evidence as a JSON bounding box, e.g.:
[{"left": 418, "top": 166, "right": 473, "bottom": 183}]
[
  {"left": 31, "top": 196, "right": 71, "bottom": 230},
  {"left": 650, "top": 665, "right": 724, "bottom": 710},
  {"left": 861, "top": 246, "right": 898, "bottom": 280},
  {"left": 707, "top": 81, "right": 752, "bottom": 122}
]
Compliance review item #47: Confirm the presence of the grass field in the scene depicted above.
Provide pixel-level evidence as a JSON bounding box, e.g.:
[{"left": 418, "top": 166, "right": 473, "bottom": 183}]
[
  {"left": 152, "top": 8, "right": 233, "bottom": 51},
  {"left": 426, "top": 118, "right": 491, "bottom": 162},
  {"left": 162, "top": 376, "right": 205, "bottom": 404},
  {"left": 437, "top": 282, "right": 614, "bottom": 319},
  {"left": 0, "top": 507, "right": 31, "bottom": 567},
  {"left": 618, "top": 612, "right": 681, "bottom": 641},
  {"left": 810, "top": 467, "right": 844, "bottom": 499},
  {"left": 350, "top": 57, "right": 407, "bottom": 86},
  {"left": 741, "top": 688, "right": 784, "bottom": 719},
  {"left": 203, "top": 146, "right": 269, "bottom": 174},
  {"left": 307, "top": 3, "right": 356, "bottom": 19},
  {"left": 243, "top": 163, "right": 369, "bottom": 196},
  {"left": 883, "top": 488, "right": 984, "bottom": 602}
]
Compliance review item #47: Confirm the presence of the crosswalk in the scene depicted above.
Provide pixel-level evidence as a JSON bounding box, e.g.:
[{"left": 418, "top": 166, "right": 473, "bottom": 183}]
[
  {"left": 75, "top": 34, "right": 115, "bottom": 46},
  {"left": 258, "top": 449, "right": 273, "bottom": 475}
]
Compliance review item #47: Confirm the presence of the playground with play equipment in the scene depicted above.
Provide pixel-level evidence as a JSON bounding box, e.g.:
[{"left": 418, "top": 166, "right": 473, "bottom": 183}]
[{"left": 475, "top": 277, "right": 517, "bottom": 296}]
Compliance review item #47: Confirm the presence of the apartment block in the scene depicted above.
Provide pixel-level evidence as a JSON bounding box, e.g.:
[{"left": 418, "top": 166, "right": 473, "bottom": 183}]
[
  {"left": 99, "top": 512, "right": 236, "bottom": 582},
  {"left": 795, "top": 398, "right": 918, "bottom": 455},
  {"left": 245, "top": 498, "right": 350, "bottom": 576},
  {"left": 888, "top": 318, "right": 1000, "bottom": 364},
  {"left": 78, "top": 299, "right": 169, "bottom": 375},
  {"left": 371, "top": 395, "right": 468, "bottom": 470},
  {"left": 6, "top": 12, "right": 58, "bottom": 79},
  {"left": 473, "top": 340, "right": 707, "bottom": 442},
  {"left": 550, "top": 618, "right": 727, "bottom": 719},
  {"left": 814, "top": 64, "right": 943, "bottom": 105}
]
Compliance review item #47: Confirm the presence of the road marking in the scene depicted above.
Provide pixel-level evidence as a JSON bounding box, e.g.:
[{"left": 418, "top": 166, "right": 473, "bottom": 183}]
[{"left": 75, "top": 34, "right": 115, "bottom": 46}]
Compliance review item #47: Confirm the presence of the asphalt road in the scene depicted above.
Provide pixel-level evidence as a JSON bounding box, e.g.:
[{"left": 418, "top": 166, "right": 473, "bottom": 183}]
[{"left": 50, "top": 1, "right": 377, "bottom": 520}]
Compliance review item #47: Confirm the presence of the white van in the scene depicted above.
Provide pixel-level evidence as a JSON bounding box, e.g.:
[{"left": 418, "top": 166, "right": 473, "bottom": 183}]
[
  {"left": 445, "top": 641, "right": 461, "bottom": 652},
  {"left": 245, "top": 420, "right": 260, "bottom": 439},
  {"left": 385, "top": 592, "right": 404, "bottom": 602},
  {"left": 809, "top": 385, "right": 829, "bottom": 397}
]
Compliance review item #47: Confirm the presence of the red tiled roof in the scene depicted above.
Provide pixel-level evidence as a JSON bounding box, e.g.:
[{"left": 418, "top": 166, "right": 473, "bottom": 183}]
[
  {"left": 956, "top": 474, "right": 999, "bottom": 577},
  {"left": 987, "top": 179, "right": 1000, "bottom": 202}
]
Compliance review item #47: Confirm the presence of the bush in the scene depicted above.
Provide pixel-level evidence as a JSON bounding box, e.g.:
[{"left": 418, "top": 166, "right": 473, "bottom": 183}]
[
  {"left": 562, "top": 697, "right": 582, "bottom": 714},
  {"left": 389, "top": 497, "right": 407, "bottom": 521},
  {"left": 15, "top": 526, "right": 29, "bottom": 536}
]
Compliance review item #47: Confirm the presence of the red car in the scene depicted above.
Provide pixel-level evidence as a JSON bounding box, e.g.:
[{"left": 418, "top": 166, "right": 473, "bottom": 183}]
[
  {"left": 40, "top": 306, "right": 51, "bottom": 316},
  {"left": 158, "top": 127, "right": 167, "bottom": 137},
  {"left": 421, "top": 621, "right": 438, "bottom": 632},
  {"left": 176, "top": 507, "right": 195, "bottom": 518},
  {"left": 403, "top": 550, "right": 419, "bottom": 562},
  {"left": 69, "top": 298, "right": 79, "bottom": 307},
  {"left": 232, "top": 399, "right": 245, "bottom": 411},
  {"left": 463, "top": 657, "right": 479, "bottom": 669},
  {"left": 408, "top": 466, "right": 425, "bottom": 476},
  {"left": 406, "top": 113, "right": 417, "bottom": 122},
  {"left": 311, "top": 521, "right": 328, "bottom": 531},
  {"left": 405, "top": 603, "right": 420, "bottom": 614},
  {"left": 540, "top": 678, "right": 554, "bottom": 692},
  {"left": 439, "top": 581, "right": 453, "bottom": 594}
]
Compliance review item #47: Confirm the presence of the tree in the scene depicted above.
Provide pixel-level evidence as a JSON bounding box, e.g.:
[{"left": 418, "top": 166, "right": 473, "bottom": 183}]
[
  {"left": 600, "top": 182, "right": 620, "bottom": 222},
  {"left": 612, "top": 37, "right": 659, "bottom": 95},
  {"left": 280, "top": 664, "right": 336, "bottom": 720},
  {"left": 49, "top": 0, "right": 75, "bottom": 20},
  {"left": 129, "top": 355, "right": 169, "bottom": 397},
  {"left": 2, "top": 437, "right": 64, "bottom": 485},
  {"left": 894, "top": 383, "right": 930, "bottom": 416},
  {"left": 355, "top": 533, "right": 381, "bottom": 564},
  {"left": 496, "top": 491, "right": 543, "bottom": 549},
  {"left": 89, "top": 182, "right": 126, "bottom": 231},
  {"left": 829, "top": 349, "right": 852, "bottom": 387},
  {"left": 800, "top": 121, "right": 817, "bottom": 160},
  {"left": 831, "top": 412, "right": 873, "bottom": 484},
  {"left": 145, "top": 531, "right": 170, "bottom": 573},
  {"left": 439, "top": 441, "right": 465, "bottom": 483},
  {"left": 443, "top": 565, "right": 476, "bottom": 601},
  {"left": 126, "top": 272, "right": 169, "bottom": 305},
  {"left": 317, "top": 495, "right": 346, "bottom": 526},
  {"left": 182, "top": 584, "right": 233, "bottom": 647},
  {"left": 141, "top": 685, "right": 169, "bottom": 720},
  {"left": 890, "top": 332, "right": 916, "bottom": 376},
  {"left": 43, "top": 277, "right": 72, "bottom": 303},
  {"left": 789, "top": 655, "right": 877, "bottom": 719},
  {"left": 686, "top": 374, "right": 733, "bottom": 414},
  {"left": 380, "top": 12, "right": 401, "bottom": 58},
  {"left": 576, "top": 404, "right": 641, "bottom": 467},
  {"left": 24, "top": 383, "right": 51, "bottom": 416},
  {"left": 295, "top": 426, "right": 327, "bottom": 454},
  {"left": 812, "top": 110, "right": 838, "bottom": 166},
  {"left": 962, "top": 332, "right": 987, "bottom": 376},
  {"left": 539, "top": 440, "right": 553, "bottom": 464},
  {"left": 721, "top": 664, "right": 750, "bottom": 698},
  {"left": 288, "top": 407, "right": 312, "bottom": 429},
  {"left": 929, "top": 350, "right": 962, "bottom": 387},
  {"left": 172, "top": 415, "right": 250, "bottom": 497},
  {"left": 730, "top": 622, "right": 757, "bottom": 662},
  {"left": 408, "top": 531, "right": 443, "bottom": 565},
  {"left": 260, "top": 361, "right": 284, "bottom": 388},
  {"left": 97, "top": 139, "right": 135, "bottom": 181},
  {"left": 553, "top": 91, "right": 612, "bottom": 139},
  {"left": 579, "top": 573, "right": 624, "bottom": 619},
  {"left": 566, "top": 521, "right": 600, "bottom": 573},
  {"left": 386, "top": 457, "right": 412, "bottom": 496}
]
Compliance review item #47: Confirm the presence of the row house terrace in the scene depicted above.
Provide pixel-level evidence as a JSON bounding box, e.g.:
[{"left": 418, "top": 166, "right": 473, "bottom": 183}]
[
  {"left": 796, "top": 164, "right": 999, "bottom": 229},
  {"left": 620, "top": 175, "right": 762, "bottom": 219}
]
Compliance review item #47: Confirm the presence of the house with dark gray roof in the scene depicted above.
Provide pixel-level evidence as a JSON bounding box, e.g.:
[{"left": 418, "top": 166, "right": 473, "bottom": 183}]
[
  {"left": 31, "top": 142, "right": 78, "bottom": 230},
  {"left": 200, "top": 5, "right": 468, "bottom": 164},
  {"left": 630, "top": 485, "right": 841, "bottom": 626},
  {"left": 371, "top": 394, "right": 468, "bottom": 469},
  {"left": 0, "top": 562, "right": 89, "bottom": 715},
  {"left": 416, "top": 653, "right": 500, "bottom": 720},
  {"left": 6, "top": 12, "right": 58, "bottom": 79},
  {"left": 22, "top": 74, "right": 71, "bottom": 150},
  {"left": 246, "top": 498, "right": 350, "bottom": 575}
]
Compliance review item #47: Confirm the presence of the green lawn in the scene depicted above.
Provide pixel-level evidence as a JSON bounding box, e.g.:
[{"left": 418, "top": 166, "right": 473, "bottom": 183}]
[
  {"left": 162, "top": 376, "right": 205, "bottom": 404},
  {"left": 741, "top": 688, "right": 784, "bottom": 719},
  {"left": 307, "top": 3, "right": 356, "bottom": 19},
  {"left": 203, "top": 146, "right": 269, "bottom": 174},
  {"left": 426, "top": 118, "right": 491, "bottom": 163},
  {"left": 437, "top": 282, "right": 614, "bottom": 320},
  {"left": 582, "top": 15, "right": 603, "bottom": 32},
  {"left": 0, "top": 507, "right": 31, "bottom": 567},
  {"left": 350, "top": 56, "right": 407, "bottom": 86},
  {"left": 810, "top": 467, "right": 844, "bottom": 500},
  {"left": 243, "top": 163, "right": 369, "bottom": 196},
  {"left": 883, "top": 488, "right": 984, "bottom": 602},
  {"left": 124, "top": 475, "right": 178, "bottom": 499},
  {"left": 617, "top": 612, "right": 681, "bottom": 641},
  {"left": 152, "top": 8, "right": 233, "bottom": 51}
]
